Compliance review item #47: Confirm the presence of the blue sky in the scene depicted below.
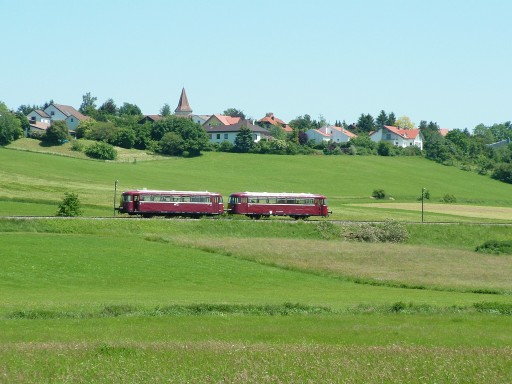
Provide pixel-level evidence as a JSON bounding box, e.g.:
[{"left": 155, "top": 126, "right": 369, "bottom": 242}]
[{"left": 2, "top": 0, "right": 511, "bottom": 130}]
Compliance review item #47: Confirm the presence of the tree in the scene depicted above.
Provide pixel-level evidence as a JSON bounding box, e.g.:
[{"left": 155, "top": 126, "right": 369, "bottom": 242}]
[
  {"left": 223, "top": 108, "right": 246, "bottom": 119},
  {"left": 98, "top": 98, "right": 117, "bottom": 116},
  {"left": 42, "top": 121, "right": 70, "bottom": 145},
  {"left": 386, "top": 112, "right": 396, "bottom": 126},
  {"left": 85, "top": 141, "right": 117, "bottom": 160},
  {"left": 17, "top": 104, "right": 41, "bottom": 116},
  {"left": 118, "top": 102, "right": 142, "bottom": 116},
  {"left": 356, "top": 113, "right": 376, "bottom": 133},
  {"left": 152, "top": 116, "right": 208, "bottom": 157},
  {"left": 375, "top": 110, "right": 388, "bottom": 128},
  {"left": 79, "top": 92, "right": 98, "bottom": 116},
  {"left": 233, "top": 126, "right": 254, "bottom": 153},
  {"left": 159, "top": 132, "right": 184, "bottom": 156},
  {"left": 0, "top": 102, "right": 23, "bottom": 145},
  {"left": 56, "top": 192, "right": 83, "bottom": 217},
  {"left": 394, "top": 115, "right": 415, "bottom": 129},
  {"left": 289, "top": 114, "right": 320, "bottom": 131},
  {"left": 160, "top": 103, "right": 171, "bottom": 116}
]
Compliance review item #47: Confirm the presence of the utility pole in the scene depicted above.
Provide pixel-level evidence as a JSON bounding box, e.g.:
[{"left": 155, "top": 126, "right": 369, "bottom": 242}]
[
  {"left": 114, "top": 180, "right": 118, "bottom": 216},
  {"left": 421, "top": 187, "right": 425, "bottom": 223}
]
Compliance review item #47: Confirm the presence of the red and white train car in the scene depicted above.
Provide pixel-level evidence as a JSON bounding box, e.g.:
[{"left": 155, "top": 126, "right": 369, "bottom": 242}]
[
  {"left": 118, "top": 190, "right": 224, "bottom": 218},
  {"left": 227, "top": 192, "right": 329, "bottom": 219}
]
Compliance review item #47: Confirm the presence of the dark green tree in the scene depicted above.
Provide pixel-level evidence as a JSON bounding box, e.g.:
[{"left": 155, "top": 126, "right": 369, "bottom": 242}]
[
  {"left": 386, "top": 112, "right": 396, "bottom": 126},
  {"left": 98, "top": 98, "right": 117, "bottom": 116},
  {"left": 118, "top": 102, "right": 142, "bottom": 116},
  {"left": 85, "top": 141, "right": 117, "bottom": 160},
  {"left": 42, "top": 121, "right": 70, "bottom": 144},
  {"left": 17, "top": 104, "right": 41, "bottom": 115},
  {"left": 356, "top": 113, "right": 376, "bottom": 133},
  {"left": 233, "top": 126, "right": 254, "bottom": 153},
  {"left": 289, "top": 114, "right": 319, "bottom": 131},
  {"left": 152, "top": 116, "right": 208, "bottom": 157},
  {"left": 0, "top": 102, "right": 23, "bottom": 145},
  {"left": 375, "top": 110, "right": 388, "bottom": 128},
  {"left": 56, "top": 192, "right": 83, "bottom": 217},
  {"left": 223, "top": 108, "right": 246, "bottom": 119},
  {"left": 159, "top": 132, "right": 184, "bottom": 156}
]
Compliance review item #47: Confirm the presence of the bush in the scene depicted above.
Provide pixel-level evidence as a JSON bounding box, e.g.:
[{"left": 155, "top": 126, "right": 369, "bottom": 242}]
[
  {"left": 70, "top": 140, "right": 84, "bottom": 152},
  {"left": 315, "top": 221, "right": 342, "bottom": 240},
  {"left": 475, "top": 240, "right": 512, "bottom": 255},
  {"left": 42, "top": 121, "right": 70, "bottom": 145},
  {"left": 218, "top": 140, "right": 234, "bottom": 152},
  {"left": 85, "top": 141, "right": 117, "bottom": 160},
  {"left": 345, "top": 220, "right": 408, "bottom": 243},
  {"left": 491, "top": 163, "right": 512, "bottom": 184},
  {"left": 440, "top": 194, "right": 456, "bottom": 203},
  {"left": 372, "top": 189, "right": 386, "bottom": 199},
  {"left": 56, "top": 192, "right": 83, "bottom": 217}
]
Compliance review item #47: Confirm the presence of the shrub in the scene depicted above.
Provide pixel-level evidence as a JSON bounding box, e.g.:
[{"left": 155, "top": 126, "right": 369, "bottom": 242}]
[
  {"left": 440, "top": 193, "right": 456, "bottom": 203},
  {"left": 85, "top": 141, "right": 117, "bottom": 160},
  {"left": 56, "top": 192, "right": 83, "bottom": 217},
  {"left": 42, "top": 121, "right": 70, "bottom": 145},
  {"left": 315, "top": 221, "right": 342, "bottom": 240},
  {"left": 491, "top": 163, "right": 512, "bottom": 184},
  {"left": 475, "top": 240, "right": 512, "bottom": 255},
  {"left": 345, "top": 220, "right": 408, "bottom": 243},
  {"left": 218, "top": 140, "right": 234, "bottom": 152},
  {"left": 70, "top": 140, "right": 84, "bottom": 152},
  {"left": 372, "top": 189, "right": 386, "bottom": 199}
]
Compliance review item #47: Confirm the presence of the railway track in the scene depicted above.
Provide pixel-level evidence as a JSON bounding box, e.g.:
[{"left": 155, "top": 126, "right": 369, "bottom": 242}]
[{"left": 1, "top": 215, "right": 512, "bottom": 226}]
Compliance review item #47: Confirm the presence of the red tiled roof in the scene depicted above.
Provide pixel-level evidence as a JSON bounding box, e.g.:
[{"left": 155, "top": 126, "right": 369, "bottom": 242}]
[
  {"left": 258, "top": 113, "right": 293, "bottom": 132},
  {"left": 383, "top": 125, "right": 421, "bottom": 139},
  {"left": 439, "top": 128, "right": 449, "bottom": 137},
  {"left": 330, "top": 126, "right": 357, "bottom": 138},
  {"left": 205, "top": 114, "right": 241, "bottom": 126}
]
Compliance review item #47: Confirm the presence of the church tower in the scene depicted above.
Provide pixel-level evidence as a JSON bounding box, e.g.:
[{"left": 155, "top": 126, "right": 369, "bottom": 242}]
[{"left": 174, "top": 87, "right": 193, "bottom": 116}]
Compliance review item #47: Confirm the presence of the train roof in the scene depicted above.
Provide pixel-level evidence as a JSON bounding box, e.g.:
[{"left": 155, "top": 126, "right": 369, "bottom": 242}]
[
  {"left": 229, "top": 192, "right": 326, "bottom": 198},
  {"left": 123, "top": 189, "right": 222, "bottom": 195}
]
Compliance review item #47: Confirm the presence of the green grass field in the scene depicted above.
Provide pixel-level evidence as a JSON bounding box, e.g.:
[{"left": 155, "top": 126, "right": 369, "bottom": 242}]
[{"left": 1, "top": 143, "right": 512, "bottom": 382}]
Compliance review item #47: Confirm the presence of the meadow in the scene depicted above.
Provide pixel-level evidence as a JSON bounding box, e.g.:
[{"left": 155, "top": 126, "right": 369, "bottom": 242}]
[{"left": 1, "top": 143, "right": 512, "bottom": 382}]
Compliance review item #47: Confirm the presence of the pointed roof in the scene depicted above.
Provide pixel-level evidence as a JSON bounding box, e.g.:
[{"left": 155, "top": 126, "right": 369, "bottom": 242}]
[{"left": 175, "top": 87, "right": 192, "bottom": 114}]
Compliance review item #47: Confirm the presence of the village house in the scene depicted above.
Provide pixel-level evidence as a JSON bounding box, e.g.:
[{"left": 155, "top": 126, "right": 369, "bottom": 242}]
[
  {"left": 205, "top": 120, "right": 270, "bottom": 145},
  {"left": 370, "top": 125, "right": 424, "bottom": 150},
  {"left": 306, "top": 125, "right": 357, "bottom": 144},
  {"left": 257, "top": 113, "right": 293, "bottom": 133},
  {"left": 27, "top": 103, "right": 89, "bottom": 135}
]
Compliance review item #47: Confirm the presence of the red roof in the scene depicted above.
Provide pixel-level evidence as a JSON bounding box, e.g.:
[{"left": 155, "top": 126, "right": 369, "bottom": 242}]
[
  {"left": 382, "top": 125, "right": 421, "bottom": 139},
  {"left": 258, "top": 113, "right": 293, "bottom": 132},
  {"left": 330, "top": 126, "right": 357, "bottom": 138},
  {"left": 439, "top": 128, "right": 449, "bottom": 137},
  {"left": 205, "top": 114, "right": 241, "bottom": 126}
]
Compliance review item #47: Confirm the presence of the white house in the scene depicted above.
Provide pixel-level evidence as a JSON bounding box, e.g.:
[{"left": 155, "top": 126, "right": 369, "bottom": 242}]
[
  {"left": 306, "top": 125, "right": 357, "bottom": 144},
  {"left": 205, "top": 120, "right": 270, "bottom": 145},
  {"left": 27, "top": 103, "right": 89, "bottom": 134},
  {"left": 370, "top": 125, "right": 424, "bottom": 150},
  {"left": 305, "top": 129, "right": 331, "bottom": 143}
]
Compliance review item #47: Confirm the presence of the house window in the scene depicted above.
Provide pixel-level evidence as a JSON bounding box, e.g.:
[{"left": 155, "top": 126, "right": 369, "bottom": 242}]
[
  {"left": 70, "top": 118, "right": 74, "bottom": 122},
  {"left": 385, "top": 133, "right": 391, "bottom": 140},
  {"left": 209, "top": 134, "right": 212, "bottom": 139},
  {"left": 51, "top": 111, "right": 55, "bottom": 116},
  {"left": 224, "top": 133, "right": 228, "bottom": 140},
  {"left": 216, "top": 134, "right": 220, "bottom": 140}
]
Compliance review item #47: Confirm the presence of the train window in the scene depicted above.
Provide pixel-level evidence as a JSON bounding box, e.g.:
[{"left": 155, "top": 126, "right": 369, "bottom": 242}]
[
  {"left": 122, "top": 194, "right": 132, "bottom": 202},
  {"left": 229, "top": 196, "right": 239, "bottom": 204}
]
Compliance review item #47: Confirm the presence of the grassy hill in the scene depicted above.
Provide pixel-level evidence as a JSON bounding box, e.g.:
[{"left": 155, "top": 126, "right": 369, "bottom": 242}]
[
  {"left": 1, "top": 142, "right": 512, "bottom": 381},
  {"left": 2, "top": 139, "right": 512, "bottom": 220}
]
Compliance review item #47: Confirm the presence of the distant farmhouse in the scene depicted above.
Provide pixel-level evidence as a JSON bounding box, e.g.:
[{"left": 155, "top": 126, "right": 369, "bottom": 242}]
[
  {"left": 370, "top": 125, "right": 424, "bottom": 150},
  {"left": 27, "top": 103, "right": 89, "bottom": 135},
  {"left": 306, "top": 125, "right": 357, "bottom": 144}
]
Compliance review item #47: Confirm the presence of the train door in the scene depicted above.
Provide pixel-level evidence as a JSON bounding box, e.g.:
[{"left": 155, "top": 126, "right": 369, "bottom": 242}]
[{"left": 133, "top": 194, "right": 140, "bottom": 212}]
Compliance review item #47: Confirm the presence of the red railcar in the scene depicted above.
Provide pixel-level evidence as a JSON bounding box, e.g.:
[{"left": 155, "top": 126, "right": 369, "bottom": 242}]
[
  {"left": 227, "top": 192, "right": 329, "bottom": 219},
  {"left": 118, "top": 190, "right": 224, "bottom": 218}
]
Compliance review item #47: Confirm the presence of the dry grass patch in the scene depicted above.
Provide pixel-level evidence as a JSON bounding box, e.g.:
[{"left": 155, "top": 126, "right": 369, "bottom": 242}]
[
  {"left": 353, "top": 203, "right": 512, "bottom": 221},
  {"left": 173, "top": 237, "right": 512, "bottom": 292}
]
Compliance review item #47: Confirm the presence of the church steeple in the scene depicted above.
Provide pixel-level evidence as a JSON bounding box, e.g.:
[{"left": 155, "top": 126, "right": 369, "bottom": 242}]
[{"left": 174, "top": 87, "right": 193, "bottom": 115}]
